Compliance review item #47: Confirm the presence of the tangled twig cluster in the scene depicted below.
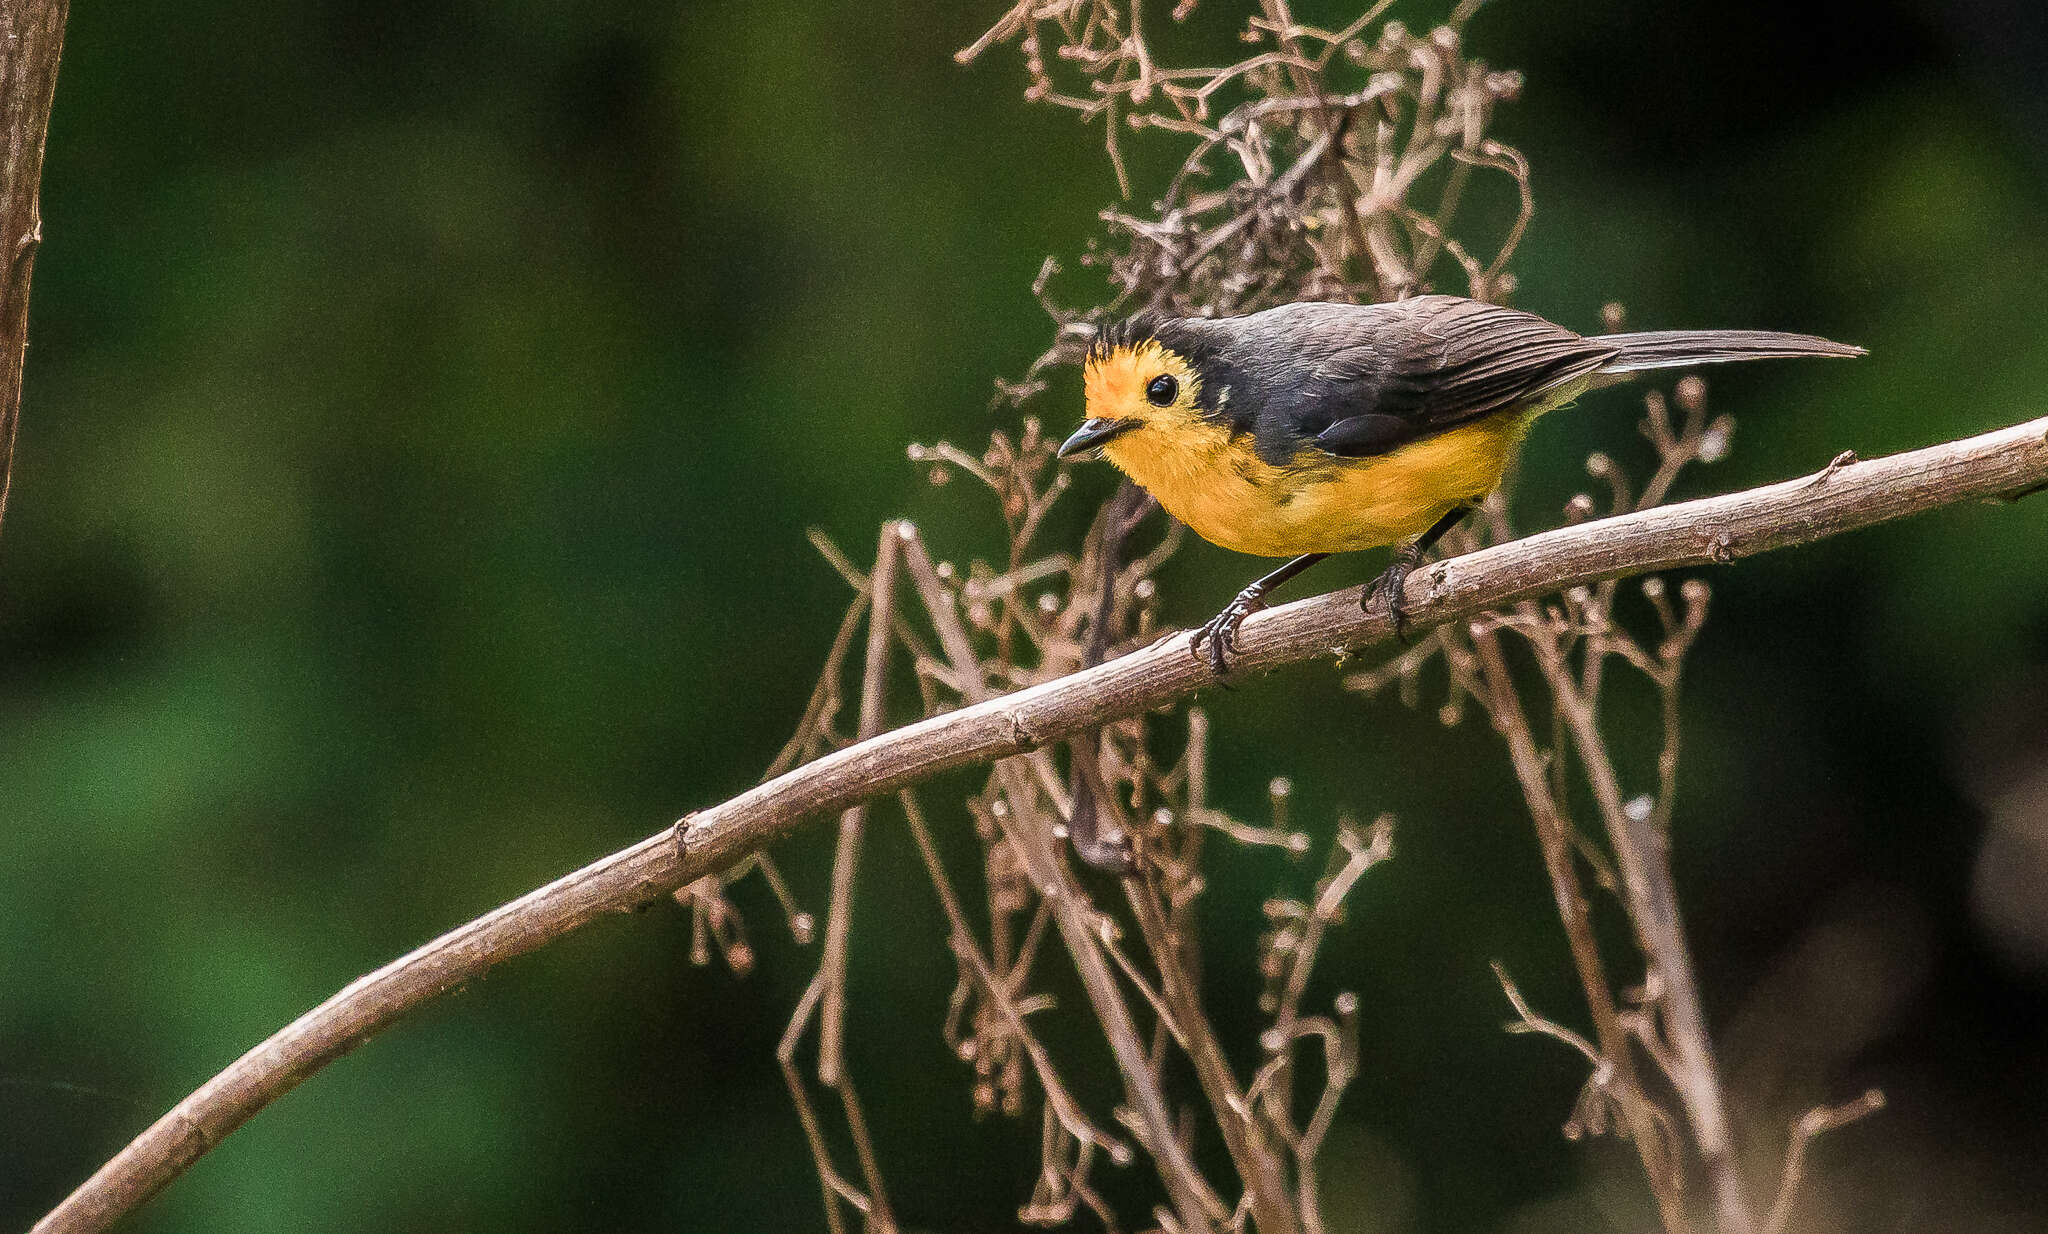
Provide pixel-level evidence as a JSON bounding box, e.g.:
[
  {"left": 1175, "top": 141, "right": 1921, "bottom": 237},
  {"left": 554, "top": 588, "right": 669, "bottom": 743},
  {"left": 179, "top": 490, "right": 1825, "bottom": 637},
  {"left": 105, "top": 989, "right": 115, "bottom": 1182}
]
[
  {"left": 727, "top": 2, "right": 1669, "bottom": 1229},
  {"left": 696, "top": 4, "right": 1887, "bottom": 1232},
  {"left": 963, "top": 0, "right": 1528, "bottom": 400},
  {"left": 689, "top": 4, "right": 1540, "bottom": 1227}
]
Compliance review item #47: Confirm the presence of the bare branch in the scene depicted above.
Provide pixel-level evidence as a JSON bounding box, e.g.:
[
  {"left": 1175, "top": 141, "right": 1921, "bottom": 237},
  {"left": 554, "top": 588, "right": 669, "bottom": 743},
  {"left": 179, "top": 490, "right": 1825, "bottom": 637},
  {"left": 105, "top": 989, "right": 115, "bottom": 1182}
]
[
  {"left": 0, "top": 0, "right": 68, "bottom": 537},
  {"left": 1466, "top": 624, "right": 1686, "bottom": 1230},
  {"left": 818, "top": 524, "right": 902, "bottom": 1086},
  {"left": 1491, "top": 961, "right": 1609, "bottom": 1080},
  {"left": 32, "top": 413, "right": 2048, "bottom": 1234},
  {"left": 901, "top": 791, "right": 1134, "bottom": 1173}
]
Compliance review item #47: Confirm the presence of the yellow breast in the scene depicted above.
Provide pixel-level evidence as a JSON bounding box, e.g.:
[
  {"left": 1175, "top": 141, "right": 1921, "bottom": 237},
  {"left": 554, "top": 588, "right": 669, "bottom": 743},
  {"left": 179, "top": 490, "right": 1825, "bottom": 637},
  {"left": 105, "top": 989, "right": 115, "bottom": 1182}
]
[{"left": 1101, "top": 412, "right": 1528, "bottom": 557}]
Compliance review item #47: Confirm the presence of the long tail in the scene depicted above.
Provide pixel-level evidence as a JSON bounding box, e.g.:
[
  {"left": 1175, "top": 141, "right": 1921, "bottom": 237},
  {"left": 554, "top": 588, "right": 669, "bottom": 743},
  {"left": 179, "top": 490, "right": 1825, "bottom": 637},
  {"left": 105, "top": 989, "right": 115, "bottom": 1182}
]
[{"left": 1592, "top": 329, "right": 1865, "bottom": 374}]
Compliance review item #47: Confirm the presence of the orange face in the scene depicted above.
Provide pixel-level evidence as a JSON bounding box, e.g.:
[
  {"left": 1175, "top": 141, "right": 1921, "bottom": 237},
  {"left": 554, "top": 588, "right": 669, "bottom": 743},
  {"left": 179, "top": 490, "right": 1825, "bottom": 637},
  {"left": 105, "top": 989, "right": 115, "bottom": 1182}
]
[
  {"left": 1082, "top": 339, "right": 1203, "bottom": 428},
  {"left": 1075, "top": 340, "right": 1264, "bottom": 544},
  {"left": 1069, "top": 339, "right": 1227, "bottom": 477}
]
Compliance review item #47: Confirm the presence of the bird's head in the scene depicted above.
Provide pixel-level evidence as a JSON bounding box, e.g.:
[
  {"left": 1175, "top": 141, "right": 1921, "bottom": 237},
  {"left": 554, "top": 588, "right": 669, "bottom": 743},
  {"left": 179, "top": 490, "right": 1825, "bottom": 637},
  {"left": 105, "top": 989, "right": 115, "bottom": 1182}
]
[{"left": 1058, "top": 319, "right": 1218, "bottom": 472}]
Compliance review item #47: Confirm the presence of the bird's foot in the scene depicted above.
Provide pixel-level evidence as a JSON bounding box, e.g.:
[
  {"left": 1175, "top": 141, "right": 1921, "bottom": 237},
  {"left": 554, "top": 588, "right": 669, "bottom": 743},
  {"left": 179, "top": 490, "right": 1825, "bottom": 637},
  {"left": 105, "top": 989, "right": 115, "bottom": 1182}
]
[
  {"left": 1364, "top": 553, "right": 1421, "bottom": 642},
  {"left": 1189, "top": 585, "right": 1268, "bottom": 676}
]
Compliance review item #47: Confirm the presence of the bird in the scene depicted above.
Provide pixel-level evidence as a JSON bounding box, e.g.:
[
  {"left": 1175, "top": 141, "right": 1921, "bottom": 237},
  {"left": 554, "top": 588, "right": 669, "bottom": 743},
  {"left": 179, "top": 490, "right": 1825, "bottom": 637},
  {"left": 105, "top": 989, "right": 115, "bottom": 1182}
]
[{"left": 1056, "top": 295, "right": 1863, "bottom": 673}]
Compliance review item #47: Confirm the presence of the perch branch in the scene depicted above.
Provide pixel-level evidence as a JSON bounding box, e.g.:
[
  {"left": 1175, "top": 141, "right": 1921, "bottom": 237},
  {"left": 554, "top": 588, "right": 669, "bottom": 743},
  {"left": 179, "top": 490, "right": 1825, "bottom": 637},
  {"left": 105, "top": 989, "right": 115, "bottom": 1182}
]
[{"left": 33, "top": 414, "right": 2048, "bottom": 1234}]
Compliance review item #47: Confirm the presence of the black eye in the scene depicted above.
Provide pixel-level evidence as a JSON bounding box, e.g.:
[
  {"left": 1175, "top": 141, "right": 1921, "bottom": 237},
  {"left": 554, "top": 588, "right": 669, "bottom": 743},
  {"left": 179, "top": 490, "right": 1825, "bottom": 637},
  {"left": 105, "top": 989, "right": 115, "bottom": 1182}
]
[{"left": 1145, "top": 374, "right": 1178, "bottom": 406}]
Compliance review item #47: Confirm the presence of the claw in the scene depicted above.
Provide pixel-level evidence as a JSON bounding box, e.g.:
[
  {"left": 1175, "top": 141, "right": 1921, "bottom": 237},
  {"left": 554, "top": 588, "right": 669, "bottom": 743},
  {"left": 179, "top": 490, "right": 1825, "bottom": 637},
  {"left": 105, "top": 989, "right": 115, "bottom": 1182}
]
[
  {"left": 1359, "top": 504, "right": 1471, "bottom": 644},
  {"left": 1189, "top": 622, "right": 1230, "bottom": 676},
  {"left": 1190, "top": 588, "right": 1265, "bottom": 676},
  {"left": 1364, "top": 559, "right": 1418, "bottom": 643}
]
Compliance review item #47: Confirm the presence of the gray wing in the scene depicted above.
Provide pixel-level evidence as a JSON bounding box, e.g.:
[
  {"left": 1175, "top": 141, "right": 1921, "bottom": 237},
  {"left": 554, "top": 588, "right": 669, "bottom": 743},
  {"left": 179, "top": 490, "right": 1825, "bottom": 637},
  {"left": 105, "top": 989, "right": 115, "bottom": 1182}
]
[{"left": 1186, "top": 297, "right": 1618, "bottom": 464}]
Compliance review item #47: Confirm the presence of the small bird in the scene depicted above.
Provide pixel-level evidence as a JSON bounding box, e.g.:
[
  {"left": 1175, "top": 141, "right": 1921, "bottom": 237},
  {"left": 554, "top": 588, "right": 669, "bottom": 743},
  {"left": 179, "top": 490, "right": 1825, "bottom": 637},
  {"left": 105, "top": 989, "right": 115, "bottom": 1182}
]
[{"left": 1057, "top": 295, "right": 1863, "bottom": 672}]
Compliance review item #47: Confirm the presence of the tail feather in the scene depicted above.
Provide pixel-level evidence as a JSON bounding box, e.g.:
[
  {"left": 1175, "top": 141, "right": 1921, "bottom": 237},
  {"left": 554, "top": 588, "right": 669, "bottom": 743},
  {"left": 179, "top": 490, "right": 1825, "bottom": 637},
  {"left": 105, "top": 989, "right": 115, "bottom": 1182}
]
[{"left": 1592, "top": 329, "right": 1865, "bottom": 374}]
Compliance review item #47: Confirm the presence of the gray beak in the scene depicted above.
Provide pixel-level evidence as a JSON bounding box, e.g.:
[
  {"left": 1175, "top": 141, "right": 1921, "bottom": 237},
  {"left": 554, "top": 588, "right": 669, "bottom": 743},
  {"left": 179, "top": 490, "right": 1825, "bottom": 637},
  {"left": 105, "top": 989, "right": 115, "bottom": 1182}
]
[{"left": 1057, "top": 418, "right": 1138, "bottom": 459}]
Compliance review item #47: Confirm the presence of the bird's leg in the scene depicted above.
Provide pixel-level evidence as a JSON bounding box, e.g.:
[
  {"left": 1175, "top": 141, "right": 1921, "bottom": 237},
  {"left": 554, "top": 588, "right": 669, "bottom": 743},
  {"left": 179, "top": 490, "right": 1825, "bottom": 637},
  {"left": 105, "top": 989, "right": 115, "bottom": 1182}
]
[
  {"left": 1365, "top": 503, "right": 1474, "bottom": 640},
  {"left": 1191, "top": 553, "right": 1328, "bottom": 675}
]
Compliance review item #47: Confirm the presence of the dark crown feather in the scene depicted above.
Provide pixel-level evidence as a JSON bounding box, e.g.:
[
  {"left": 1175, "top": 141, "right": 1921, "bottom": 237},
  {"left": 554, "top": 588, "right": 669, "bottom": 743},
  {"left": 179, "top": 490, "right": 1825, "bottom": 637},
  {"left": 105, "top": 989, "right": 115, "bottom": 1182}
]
[{"left": 1088, "top": 311, "right": 1174, "bottom": 362}]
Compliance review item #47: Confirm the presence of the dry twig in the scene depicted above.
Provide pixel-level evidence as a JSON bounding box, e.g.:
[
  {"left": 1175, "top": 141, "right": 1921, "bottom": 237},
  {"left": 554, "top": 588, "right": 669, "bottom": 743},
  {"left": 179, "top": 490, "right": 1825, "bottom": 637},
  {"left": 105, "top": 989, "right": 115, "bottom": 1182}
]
[{"left": 1759, "top": 1089, "right": 1886, "bottom": 1234}]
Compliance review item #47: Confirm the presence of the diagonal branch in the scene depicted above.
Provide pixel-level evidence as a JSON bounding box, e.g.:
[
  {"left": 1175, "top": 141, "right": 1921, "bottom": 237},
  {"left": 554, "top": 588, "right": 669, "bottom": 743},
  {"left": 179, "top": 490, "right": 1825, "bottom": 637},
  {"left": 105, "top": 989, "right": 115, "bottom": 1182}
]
[{"left": 32, "top": 414, "right": 2048, "bottom": 1234}]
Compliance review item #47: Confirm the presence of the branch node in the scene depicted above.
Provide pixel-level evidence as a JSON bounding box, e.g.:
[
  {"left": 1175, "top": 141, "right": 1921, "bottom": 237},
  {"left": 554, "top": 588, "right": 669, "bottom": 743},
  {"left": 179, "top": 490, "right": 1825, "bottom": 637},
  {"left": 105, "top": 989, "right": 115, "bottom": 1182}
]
[
  {"left": 1805, "top": 449, "right": 1859, "bottom": 488},
  {"left": 1002, "top": 708, "right": 1044, "bottom": 751}
]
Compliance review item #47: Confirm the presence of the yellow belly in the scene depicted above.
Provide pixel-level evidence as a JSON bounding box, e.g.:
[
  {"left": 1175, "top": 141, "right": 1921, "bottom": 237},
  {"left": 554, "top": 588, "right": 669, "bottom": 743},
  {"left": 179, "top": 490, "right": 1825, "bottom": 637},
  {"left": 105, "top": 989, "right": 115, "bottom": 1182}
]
[{"left": 1102, "top": 413, "right": 1528, "bottom": 557}]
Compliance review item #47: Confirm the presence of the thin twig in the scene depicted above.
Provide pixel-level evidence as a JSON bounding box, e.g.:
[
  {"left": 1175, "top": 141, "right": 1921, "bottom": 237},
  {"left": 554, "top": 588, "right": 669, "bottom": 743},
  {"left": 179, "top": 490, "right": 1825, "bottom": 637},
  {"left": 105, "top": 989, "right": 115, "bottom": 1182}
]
[
  {"left": 1467, "top": 626, "right": 1688, "bottom": 1232},
  {"left": 1125, "top": 879, "right": 1300, "bottom": 1234},
  {"left": 1535, "top": 617, "right": 1755, "bottom": 1233},
  {"left": 818, "top": 525, "right": 901, "bottom": 1085},
  {"left": 1759, "top": 1089, "right": 1886, "bottom": 1234},
  {"left": 1491, "top": 961, "right": 1610, "bottom": 1079},
  {"left": 901, "top": 790, "right": 1133, "bottom": 1171},
  {"left": 778, "top": 524, "right": 904, "bottom": 1233}
]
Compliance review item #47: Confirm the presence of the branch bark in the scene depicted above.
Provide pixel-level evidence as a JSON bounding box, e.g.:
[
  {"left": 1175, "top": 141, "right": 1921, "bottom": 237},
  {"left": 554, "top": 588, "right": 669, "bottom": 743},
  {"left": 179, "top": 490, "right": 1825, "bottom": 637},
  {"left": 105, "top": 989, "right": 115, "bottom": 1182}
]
[
  {"left": 0, "top": 0, "right": 68, "bottom": 535},
  {"left": 34, "top": 413, "right": 2048, "bottom": 1234}
]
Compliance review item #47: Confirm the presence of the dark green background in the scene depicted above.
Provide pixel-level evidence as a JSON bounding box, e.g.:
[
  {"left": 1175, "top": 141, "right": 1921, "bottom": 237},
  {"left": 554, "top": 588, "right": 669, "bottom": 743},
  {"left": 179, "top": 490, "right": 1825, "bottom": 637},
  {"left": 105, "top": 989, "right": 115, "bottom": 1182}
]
[{"left": 6, "top": 1, "right": 2047, "bottom": 1230}]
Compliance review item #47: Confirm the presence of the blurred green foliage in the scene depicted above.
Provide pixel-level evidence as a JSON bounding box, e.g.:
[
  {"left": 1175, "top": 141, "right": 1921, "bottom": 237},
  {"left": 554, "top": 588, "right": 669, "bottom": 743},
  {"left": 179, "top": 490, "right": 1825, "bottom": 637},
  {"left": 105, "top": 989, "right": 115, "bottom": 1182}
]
[{"left": 4, "top": 1, "right": 2046, "bottom": 1231}]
